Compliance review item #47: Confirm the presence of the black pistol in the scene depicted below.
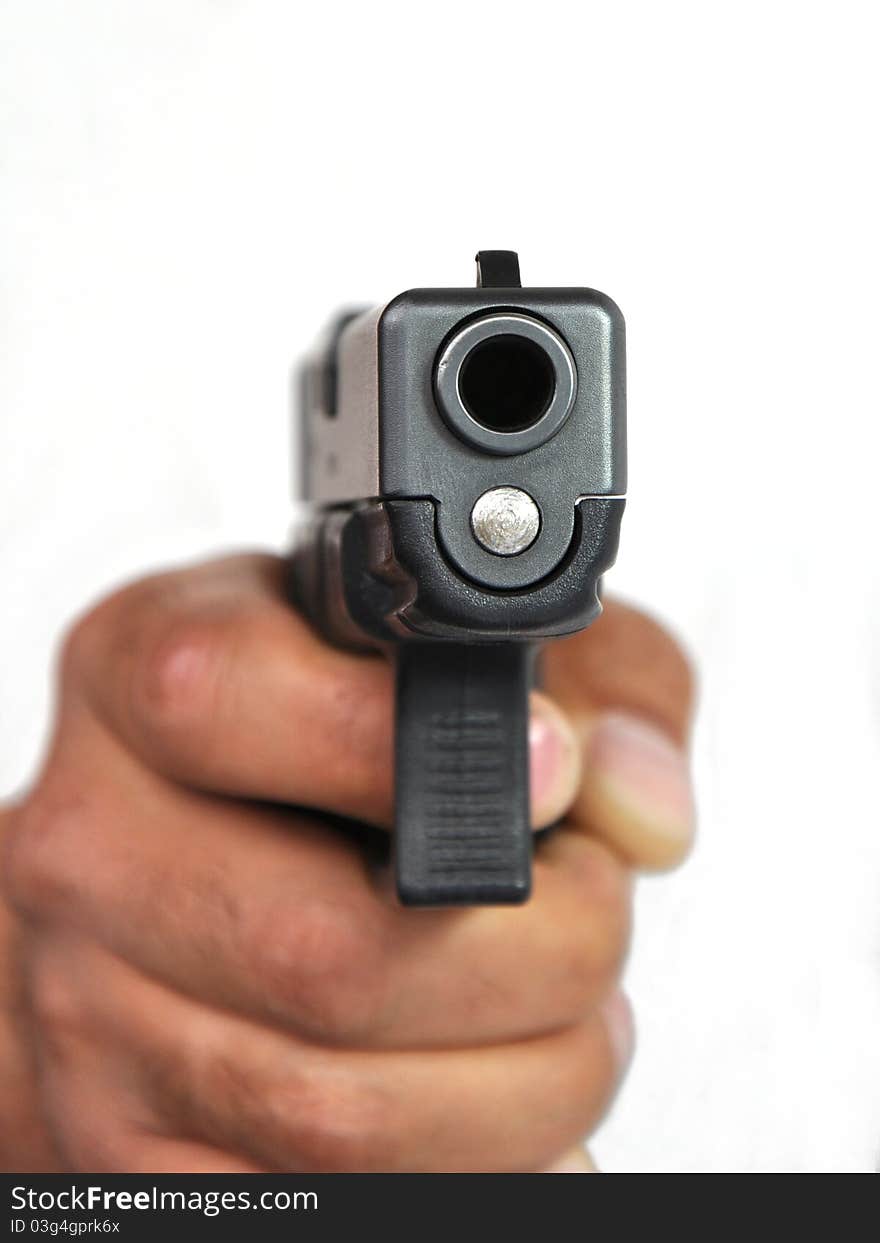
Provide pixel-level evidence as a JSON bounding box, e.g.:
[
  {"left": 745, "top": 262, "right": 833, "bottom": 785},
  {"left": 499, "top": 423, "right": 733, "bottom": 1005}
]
[{"left": 291, "top": 251, "right": 626, "bottom": 907}]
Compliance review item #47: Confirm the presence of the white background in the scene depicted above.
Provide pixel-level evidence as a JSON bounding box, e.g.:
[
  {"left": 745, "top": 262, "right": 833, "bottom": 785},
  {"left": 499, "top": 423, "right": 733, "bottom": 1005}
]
[{"left": 2, "top": 1, "right": 879, "bottom": 1172}]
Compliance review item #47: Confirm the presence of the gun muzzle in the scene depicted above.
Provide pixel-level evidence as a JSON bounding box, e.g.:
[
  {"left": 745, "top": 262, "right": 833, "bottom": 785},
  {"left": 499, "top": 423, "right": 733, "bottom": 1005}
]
[{"left": 433, "top": 312, "right": 577, "bottom": 456}]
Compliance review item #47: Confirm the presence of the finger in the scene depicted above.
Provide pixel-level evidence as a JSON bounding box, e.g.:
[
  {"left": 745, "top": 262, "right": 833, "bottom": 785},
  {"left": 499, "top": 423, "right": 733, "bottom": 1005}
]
[
  {"left": 67, "top": 553, "right": 578, "bottom": 831},
  {"left": 529, "top": 691, "right": 582, "bottom": 827},
  {"left": 570, "top": 710, "right": 695, "bottom": 870},
  {"left": 544, "top": 597, "right": 696, "bottom": 743},
  {"left": 7, "top": 713, "right": 629, "bottom": 1049},
  {"left": 45, "top": 946, "right": 628, "bottom": 1174},
  {"left": 24, "top": 942, "right": 268, "bottom": 1173},
  {"left": 543, "top": 599, "right": 696, "bottom": 869},
  {"left": 67, "top": 554, "right": 394, "bottom": 825},
  {"left": 189, "top": 1013, "right": 621, "bottom": 1173}
]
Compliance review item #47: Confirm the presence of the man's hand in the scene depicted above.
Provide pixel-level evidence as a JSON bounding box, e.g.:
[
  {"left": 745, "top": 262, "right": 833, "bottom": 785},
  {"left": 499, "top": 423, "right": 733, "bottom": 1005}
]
[{"left": 0, "top": 554, "right": 694, "bottom": 1172}]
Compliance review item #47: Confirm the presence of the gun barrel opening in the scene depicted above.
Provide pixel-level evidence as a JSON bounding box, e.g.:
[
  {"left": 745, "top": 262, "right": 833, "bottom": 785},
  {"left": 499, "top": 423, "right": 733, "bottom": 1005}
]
[
  {"left": 458, "top": 335, "right": 556, "bottom": 433},
  {"left": 434, "top": 313, "right": 576, "bottom": 454}
]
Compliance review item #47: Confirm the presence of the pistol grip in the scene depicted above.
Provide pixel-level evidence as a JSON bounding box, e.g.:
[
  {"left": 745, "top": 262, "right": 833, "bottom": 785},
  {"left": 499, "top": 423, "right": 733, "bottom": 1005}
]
[{"left": 394, "top": 643, "right": 533, "bottom": 906}]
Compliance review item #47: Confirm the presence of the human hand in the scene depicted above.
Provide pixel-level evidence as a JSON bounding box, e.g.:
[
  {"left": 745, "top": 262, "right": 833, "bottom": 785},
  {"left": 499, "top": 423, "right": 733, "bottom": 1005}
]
[{"left": 0, "top": 554, "right": 693, "bottom": 1172}]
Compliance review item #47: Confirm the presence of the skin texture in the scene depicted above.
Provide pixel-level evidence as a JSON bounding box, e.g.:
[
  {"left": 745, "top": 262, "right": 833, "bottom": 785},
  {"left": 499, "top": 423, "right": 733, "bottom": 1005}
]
[{"left": 0, "top": 554, "right": 695, "bottom": 1172}]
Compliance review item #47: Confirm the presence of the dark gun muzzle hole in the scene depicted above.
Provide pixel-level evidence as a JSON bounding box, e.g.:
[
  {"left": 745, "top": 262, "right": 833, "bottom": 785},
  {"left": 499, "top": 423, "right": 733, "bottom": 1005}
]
[{"left": 458, "top": 334, "right": 556, "bottom": 433}]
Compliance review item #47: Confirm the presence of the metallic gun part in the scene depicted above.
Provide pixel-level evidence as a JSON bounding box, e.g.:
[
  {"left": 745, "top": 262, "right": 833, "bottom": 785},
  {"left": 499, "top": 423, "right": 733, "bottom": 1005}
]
[
  {"left": 291, "top": 252, "right": 627, "bottom": 906},
  {"left": 470, "top": 487, "right": 541, "bottom": 556}
]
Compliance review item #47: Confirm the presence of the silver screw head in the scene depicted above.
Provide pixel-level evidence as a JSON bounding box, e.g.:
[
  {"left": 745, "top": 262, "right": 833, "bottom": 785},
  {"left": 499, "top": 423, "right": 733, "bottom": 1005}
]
[{"left": 470, "top": 486, "right": 541, "bottom": 556}]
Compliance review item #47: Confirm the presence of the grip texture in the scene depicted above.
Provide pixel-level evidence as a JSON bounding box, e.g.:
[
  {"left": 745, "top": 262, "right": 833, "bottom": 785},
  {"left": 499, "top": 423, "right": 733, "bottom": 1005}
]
[{"left": 394, "top": 643, "right": 533, "bottom": 906}]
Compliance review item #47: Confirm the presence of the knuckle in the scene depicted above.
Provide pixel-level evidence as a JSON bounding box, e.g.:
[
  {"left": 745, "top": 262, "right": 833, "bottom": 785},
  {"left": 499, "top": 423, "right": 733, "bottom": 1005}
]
[
  {"left": 191, "top": 1042, "right": 390, "bottom": 1172},
  {"left": 248, "top": 898, "right": 388, "bottom": 1043},
  {"left": 128, "top": 608, "right": 227, "bottom": 743},
  {"left": 2, "top": 785, "right": 92, "bottom": 918},
  {"left": 282, "top": 1072, "right": 388, "bottom": 1172},
  {"left": 28, "top": 959, "right": 91, "bottom": 1053},
  {"left": 58, "top": 575, "right": 170, "bottom": 695},
  {"left": 59, "top": 568, "right": 235, "bottom": 752}
]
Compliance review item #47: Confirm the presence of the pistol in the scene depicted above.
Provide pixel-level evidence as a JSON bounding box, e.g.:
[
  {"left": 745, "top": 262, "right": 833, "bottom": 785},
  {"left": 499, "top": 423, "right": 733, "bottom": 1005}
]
[{"left": 290, "top": 251, "right": 626, "bottom": 907}]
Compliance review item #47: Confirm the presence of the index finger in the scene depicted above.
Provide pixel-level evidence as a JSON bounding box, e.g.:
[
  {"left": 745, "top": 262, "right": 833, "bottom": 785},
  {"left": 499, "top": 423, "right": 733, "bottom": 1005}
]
[{"left": 67, "top": 554, "right": 578, "bottom": 832}]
